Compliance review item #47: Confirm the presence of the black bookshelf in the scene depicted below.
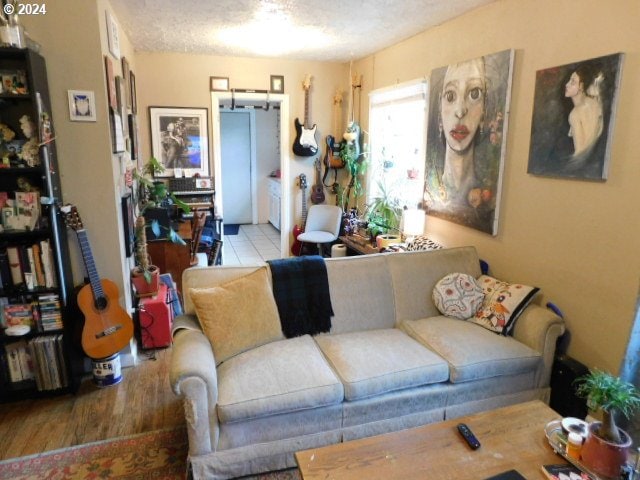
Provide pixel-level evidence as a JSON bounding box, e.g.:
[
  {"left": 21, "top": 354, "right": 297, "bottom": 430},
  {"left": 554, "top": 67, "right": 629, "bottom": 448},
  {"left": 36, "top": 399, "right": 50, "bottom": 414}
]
[{"left": 0, "top": 47, "right": 82, "bottom": 402}]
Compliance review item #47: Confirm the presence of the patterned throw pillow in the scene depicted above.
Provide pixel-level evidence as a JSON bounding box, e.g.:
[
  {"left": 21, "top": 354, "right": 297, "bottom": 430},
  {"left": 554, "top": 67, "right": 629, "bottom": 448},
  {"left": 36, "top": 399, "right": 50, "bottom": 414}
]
[
  {"left": 432, "top": 273, "right": 485, "bottom": 320},
  {"left": 406, "top": 236, "right": 443, "bottom": 251},
  {"left": 472, "top": 275, "right": 540, "bottom": 335}
]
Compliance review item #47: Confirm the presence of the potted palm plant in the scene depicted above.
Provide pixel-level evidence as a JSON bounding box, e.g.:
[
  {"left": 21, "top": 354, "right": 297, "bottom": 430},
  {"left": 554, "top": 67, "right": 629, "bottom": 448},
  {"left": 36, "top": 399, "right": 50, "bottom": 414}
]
[
  {"left": 130, "top": 215, "right": 160, "bottom": 297},
  {"left": 575, "top": 369, "right": 640, "bottom": 478}
]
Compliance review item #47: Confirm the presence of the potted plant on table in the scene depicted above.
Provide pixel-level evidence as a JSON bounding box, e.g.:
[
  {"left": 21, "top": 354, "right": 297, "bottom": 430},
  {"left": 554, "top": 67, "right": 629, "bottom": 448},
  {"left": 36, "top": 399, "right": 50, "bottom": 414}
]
[
  {"left": 575, "top": 369, "right": 640, "bottom": 478},
  {"left": 364, "top": 180, "right": 401, "bottom": 247}
]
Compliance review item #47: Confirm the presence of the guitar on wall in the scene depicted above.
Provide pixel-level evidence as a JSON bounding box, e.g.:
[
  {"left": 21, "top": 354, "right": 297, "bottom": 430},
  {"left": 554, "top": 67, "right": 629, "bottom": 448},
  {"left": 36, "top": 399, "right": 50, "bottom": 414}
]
[
  {"left": 292, "top": 75, "right": 318, "bottom": 157},
  {"left": 324, "top": 89, "right": 345, "bottom": 171},
  {"left": 290, "top": 174, "right": 308, "bottom": 256},
  {"left": 61, "top": 205, "right": 134, "bottom": 360},
  {"left": 310, "top": 158, "right": 325, "bottom": 204}
]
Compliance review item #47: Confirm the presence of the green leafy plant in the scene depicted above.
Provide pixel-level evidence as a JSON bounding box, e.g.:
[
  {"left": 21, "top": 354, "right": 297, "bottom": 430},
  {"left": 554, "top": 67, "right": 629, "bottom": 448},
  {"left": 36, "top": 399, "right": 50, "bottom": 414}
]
[
  {"left": 339, "top": 124, "right": 368, "bottom": 210},
  {"left": 364, "top": 180, "right": 400, "bottom": 238},
  {"left": 134, "top": 157, "right": 191, "bottom": 214},
  {"left": 575, "top": 369, "right": 640, "bottom": 443}
]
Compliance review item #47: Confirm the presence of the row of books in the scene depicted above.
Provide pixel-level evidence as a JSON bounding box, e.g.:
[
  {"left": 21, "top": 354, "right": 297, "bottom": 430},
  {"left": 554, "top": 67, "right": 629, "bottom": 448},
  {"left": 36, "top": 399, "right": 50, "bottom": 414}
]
[
  {"left": 1, "top": 335, "right": 69, "bottom": 391},
  {"left": 0, "top": 293, "right": 62, "bottom": 332},
  {"left": 0, "top": 240, "right": 57, "bottom": 291}
]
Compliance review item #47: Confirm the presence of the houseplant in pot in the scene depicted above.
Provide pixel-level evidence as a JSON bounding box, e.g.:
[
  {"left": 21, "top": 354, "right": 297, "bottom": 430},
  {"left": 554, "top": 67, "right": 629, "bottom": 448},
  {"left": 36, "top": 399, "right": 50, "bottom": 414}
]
[
  {"left": 130, "top": 216, "right": 161, "bottom": 297},
  {"left": 364, "top": 180, "right": 401, "bottom": 247},
  {"left": 575, "top": 369, "right": 640, "bottom": 477}
]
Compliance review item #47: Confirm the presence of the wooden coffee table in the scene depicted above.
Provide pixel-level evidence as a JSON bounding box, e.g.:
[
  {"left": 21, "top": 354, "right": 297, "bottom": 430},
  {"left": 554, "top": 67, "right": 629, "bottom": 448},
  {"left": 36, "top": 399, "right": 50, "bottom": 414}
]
[{"left": 295, "top": 400, "right": 565, "bottom": 479}]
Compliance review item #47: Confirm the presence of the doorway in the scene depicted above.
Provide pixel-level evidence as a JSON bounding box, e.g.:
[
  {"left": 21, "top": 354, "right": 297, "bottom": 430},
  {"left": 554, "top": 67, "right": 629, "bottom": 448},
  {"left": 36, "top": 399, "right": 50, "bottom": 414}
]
[
  {"left": 211, "top": 92, "right": 291, "bottom": 259},
  {"left": 220, "top": 109, "right": 256, "bottom": 225}
]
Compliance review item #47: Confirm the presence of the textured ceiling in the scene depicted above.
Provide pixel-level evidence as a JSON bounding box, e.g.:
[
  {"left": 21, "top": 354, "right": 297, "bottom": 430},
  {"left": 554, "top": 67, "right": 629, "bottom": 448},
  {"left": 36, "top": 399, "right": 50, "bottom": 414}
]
[{"left": 109, "top": 0, "right": 496, "bottom": 62}]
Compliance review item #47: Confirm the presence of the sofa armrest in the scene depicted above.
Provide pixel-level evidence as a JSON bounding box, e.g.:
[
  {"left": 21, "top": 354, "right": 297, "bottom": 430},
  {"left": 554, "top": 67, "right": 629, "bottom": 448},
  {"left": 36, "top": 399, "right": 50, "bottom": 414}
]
[
  {"left": 512, "top": 304, "right": 565, "bottom": 389},
  {"left": 170, "top": 316, "right": 220, "bottom": 455}
]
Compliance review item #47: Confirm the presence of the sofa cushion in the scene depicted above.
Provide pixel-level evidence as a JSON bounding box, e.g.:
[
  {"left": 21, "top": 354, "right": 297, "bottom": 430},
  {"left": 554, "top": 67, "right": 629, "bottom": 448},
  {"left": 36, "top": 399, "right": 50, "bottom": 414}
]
[
  {"left": 314, "top": 329, "right": 449, "bottom": 401},
  {"left": 432, "top": 273, "right": 484, "bottom": 320},
  {"left": 472, "top": 275, "right": 539, "bottom": 335},
  {"left": 217, "top": 335, "right": 344, "bottom": 423},
  {"left": 189, "top": 268, "right": 284, "bottom": 365},
  {"left": 401, "top": 316, "right": 541, "bottom": 383}
]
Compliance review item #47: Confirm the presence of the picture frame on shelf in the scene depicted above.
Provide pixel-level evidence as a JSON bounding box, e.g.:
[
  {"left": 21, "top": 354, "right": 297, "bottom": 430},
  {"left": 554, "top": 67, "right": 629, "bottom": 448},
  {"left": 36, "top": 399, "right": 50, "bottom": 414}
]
[
  {"left": 148, "top": 106, "right": 209, "bottom": 177},
  {"left": 67, "top": 90, "right": 96, "bottom": 122},
  {"left": 105, "top": 11, "right": 121, "bottom": 59},
  {"left": 210, "top": 76, "right": 229, "bottom": 92},
  {"left": 270, "top": 75, "right": 284, "bottom": 93}
]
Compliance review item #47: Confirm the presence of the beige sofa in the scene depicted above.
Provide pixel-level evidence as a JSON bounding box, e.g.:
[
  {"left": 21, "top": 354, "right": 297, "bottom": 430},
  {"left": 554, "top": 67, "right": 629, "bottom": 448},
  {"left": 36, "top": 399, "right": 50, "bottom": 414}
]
[{"left": 170, "top": 247, "right": 565, "bottom": 479}]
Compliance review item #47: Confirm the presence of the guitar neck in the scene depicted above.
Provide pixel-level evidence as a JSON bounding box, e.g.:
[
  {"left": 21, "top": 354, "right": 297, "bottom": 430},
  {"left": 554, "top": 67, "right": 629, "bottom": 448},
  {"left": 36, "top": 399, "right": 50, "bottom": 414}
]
[
  {"left": 77, "top": 229, "right": 105, "bottom": 300},
  {"left": 304, "top": 88, "right": 310, "bottom": 126},
  {"left": 301, "top": 189, "right": 308, "bottom": 228}
]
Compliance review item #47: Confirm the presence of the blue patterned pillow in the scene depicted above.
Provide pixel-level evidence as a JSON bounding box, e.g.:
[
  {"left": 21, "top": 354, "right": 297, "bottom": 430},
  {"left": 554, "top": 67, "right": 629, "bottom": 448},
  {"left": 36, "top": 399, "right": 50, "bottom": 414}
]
[{"left": 432, "top": 273, "right": 484, "bottom": 320}]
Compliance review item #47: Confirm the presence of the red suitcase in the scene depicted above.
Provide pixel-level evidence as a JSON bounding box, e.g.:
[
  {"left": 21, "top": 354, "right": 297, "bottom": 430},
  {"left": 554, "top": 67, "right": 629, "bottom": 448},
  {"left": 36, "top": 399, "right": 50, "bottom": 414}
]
[{"left": 138, "top": 283, "right": 173, "bottom": 349}]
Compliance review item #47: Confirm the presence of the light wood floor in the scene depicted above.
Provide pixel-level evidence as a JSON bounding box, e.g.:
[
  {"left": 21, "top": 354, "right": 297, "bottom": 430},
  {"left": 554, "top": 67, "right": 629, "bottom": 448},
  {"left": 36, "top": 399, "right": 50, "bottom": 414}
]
[{"left": 0, "top": 348, "right": 185, "bottom": 461}]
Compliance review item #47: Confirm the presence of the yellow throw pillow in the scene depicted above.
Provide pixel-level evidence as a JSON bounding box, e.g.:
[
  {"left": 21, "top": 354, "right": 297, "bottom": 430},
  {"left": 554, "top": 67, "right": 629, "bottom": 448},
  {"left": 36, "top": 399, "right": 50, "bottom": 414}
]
[{"left": 189, "top": 268, "right": 284, "bottom": 365}]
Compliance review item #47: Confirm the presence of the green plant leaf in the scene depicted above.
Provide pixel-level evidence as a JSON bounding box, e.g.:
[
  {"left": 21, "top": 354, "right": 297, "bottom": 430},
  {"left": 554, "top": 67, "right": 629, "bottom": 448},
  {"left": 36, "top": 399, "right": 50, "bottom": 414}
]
[{"left": 150, "top": 219, "right": 161, "bottom": 238}]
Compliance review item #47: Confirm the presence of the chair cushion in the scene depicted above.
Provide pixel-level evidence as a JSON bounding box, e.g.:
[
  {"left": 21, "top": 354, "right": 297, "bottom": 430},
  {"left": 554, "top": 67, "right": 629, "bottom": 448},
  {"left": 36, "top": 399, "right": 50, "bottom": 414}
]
[
  {"left": 217, "top": 335, "right": 344, "bottom": 423},
  {"left": 189, "top": 268, "right": 284, "bottom": 365},
  {"left": 314, "top": 329, "right": 449, "bottom": 401},
  {"left": 401, "top": 316, "right": 541, "bottom": 383},
  {"left": 297, "top": 231, "right": 337, "bottom": 243}
]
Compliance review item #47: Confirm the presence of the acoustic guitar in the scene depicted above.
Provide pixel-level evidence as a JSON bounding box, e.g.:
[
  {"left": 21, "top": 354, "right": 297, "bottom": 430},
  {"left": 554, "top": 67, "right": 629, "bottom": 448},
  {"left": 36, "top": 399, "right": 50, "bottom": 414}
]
[
  {"left": 310, "top": 158, "right": 325, "bottom": 204},
  {"left": 62, "top": 205, "right": 134, "bottom": 360},
  {"left": 292, "top": 75, "right": 318, "bottom": 157},
  {"left": 290, "top": 174, "right": 308, "bottom": 256}
]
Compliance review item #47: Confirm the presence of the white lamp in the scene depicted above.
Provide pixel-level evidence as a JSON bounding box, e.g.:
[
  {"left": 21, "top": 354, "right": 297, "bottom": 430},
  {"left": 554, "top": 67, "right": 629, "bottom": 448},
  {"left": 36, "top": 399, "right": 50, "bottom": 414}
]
[{"left": 402, "top": 208, "right": 425, "bottom": 243}]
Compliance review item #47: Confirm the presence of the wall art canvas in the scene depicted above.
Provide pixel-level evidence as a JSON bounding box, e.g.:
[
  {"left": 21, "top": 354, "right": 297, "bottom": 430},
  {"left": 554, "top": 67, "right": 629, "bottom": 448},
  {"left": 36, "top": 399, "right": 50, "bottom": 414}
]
[
  {"left": 424, "top": 49, "right": 514, "bottom": 235},
  {"left": 149, "top": 107, "right": 209, "bottom": 177},
  {"left": 527, "top": 53, "right": 624, "bottom": 181}
]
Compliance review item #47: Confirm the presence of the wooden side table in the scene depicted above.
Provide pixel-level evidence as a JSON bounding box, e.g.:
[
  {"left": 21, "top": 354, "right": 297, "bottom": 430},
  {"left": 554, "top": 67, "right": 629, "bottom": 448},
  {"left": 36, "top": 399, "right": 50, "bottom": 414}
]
[{"left": 338, "top": 235, "right": 384, "bottom": 255}]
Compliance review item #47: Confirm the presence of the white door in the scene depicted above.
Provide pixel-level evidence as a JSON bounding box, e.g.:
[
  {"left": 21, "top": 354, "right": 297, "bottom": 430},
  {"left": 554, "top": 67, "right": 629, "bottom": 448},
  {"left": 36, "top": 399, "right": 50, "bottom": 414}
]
[{"left": 220, "top": 110, "right": 255, "bottom": 224}]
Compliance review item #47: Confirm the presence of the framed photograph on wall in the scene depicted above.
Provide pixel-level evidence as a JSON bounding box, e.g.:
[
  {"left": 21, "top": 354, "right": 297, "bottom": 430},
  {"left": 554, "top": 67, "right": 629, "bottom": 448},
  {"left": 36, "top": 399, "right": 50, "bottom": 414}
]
[
  {"left": 121, "top": 193, "right": 135, "bottom": 257},
  {"left": 121, "top": 56, "right": 131, "bottom": 111},
  {"left": 105, "top": 11, "right": 120, "bottom": 59},
  {"left": 148, "top": 106, "right": 209, "bottom": 177},
  {"left": 270, "top": 75, "right": 284, "bottom": 93},
  {"left": 67, "top": 90, "right": 96, "bottom": 122},
  {"left": 210, "top": 76, "right": 229, "bottom": 92},
  {"left": 527, "top": 53, "right": 624, "bottom": 181},
  {"left": 130, "top": 71, "right": 137, "bottom": 114}
]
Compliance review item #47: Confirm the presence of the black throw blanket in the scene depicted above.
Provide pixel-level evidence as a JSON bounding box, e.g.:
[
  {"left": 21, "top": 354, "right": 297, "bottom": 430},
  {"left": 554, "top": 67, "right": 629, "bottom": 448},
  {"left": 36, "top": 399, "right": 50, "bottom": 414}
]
[{"left": 267, "top": 256, "right": 333, "bottom": 338}]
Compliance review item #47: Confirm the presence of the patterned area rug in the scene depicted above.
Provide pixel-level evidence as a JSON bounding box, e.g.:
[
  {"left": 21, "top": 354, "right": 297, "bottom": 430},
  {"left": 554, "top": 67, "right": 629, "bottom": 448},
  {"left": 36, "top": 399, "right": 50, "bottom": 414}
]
[
  {"left": 0, "top": 427, "right": 301, "bottom": 480},
  {"left": 0, "top": 428, "right": 188, "bottom": 480}
]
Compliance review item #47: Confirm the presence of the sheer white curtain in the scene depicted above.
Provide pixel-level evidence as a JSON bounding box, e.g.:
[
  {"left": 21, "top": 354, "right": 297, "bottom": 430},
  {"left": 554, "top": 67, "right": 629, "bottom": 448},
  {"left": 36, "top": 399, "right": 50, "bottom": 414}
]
[{"left": 367, "top": 80, "right": 427, "bottom": 209}]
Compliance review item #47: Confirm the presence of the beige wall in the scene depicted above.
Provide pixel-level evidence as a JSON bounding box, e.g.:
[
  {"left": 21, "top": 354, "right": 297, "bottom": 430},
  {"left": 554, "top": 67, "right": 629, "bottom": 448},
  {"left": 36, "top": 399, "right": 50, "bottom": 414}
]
[
  {"left": 21, "top": 0, "right": 131, "bottom": 307},
  {"left": 354, "top": 0, "right": 640, "bottom": 373}
]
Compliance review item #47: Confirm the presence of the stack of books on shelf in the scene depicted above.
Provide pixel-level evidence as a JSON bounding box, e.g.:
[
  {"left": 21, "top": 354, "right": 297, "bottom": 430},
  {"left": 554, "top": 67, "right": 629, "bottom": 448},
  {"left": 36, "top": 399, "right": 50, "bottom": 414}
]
[
  {"left": 0, "top": 293, "right": 62, "bottom": 332},
  {"left": 35, "top": 293, "right": 62, "bottom": 331},
  {"left": 0, "top": 335, "right": 68, "bottom": 390},
  {"left": 0, "top": 239, "right": 57, "bottom": 291}
]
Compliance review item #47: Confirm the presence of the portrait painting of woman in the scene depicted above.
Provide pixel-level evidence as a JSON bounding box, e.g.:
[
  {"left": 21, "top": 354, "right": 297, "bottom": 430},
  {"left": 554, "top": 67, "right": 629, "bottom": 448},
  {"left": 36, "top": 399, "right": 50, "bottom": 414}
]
[
  {"left": 527, "top": 53, "right": 623, "bottom": 180},
  {"left": 424, "top": 49, "right": 514, "bottom": 235}
]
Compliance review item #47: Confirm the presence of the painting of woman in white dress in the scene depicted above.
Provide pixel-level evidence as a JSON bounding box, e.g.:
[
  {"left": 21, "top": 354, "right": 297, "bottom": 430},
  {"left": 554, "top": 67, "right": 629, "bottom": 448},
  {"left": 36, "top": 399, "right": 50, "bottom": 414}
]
[
  {"left": 424, "top": 49, "right": 514, "bottom": 235},
  {"left": 527, "top": 53, "right": 623, "bottom": 180}
]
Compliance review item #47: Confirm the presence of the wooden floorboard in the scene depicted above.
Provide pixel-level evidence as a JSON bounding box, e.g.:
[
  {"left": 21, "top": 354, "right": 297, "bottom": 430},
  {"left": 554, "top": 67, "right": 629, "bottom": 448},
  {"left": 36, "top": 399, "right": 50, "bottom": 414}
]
[{"left": 0, "top": 348, "right": 185, "bottom": 461}]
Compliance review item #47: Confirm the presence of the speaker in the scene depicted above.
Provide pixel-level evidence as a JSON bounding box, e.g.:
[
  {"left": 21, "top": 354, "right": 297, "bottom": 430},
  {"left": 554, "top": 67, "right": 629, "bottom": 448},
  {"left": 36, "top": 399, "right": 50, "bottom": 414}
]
[{"left": 549, "top": 354, "right": 589, "bottom": 418}]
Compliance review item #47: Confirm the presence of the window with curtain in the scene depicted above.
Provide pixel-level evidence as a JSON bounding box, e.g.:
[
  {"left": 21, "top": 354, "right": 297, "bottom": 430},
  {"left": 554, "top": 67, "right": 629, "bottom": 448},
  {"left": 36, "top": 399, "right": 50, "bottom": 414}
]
[{"left": 367, "top": 80, "right": 427, "bottom": 209}]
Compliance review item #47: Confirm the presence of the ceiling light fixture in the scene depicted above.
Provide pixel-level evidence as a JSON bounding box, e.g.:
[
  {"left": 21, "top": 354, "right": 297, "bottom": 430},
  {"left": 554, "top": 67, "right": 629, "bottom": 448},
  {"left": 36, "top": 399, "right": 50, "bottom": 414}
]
[{"left": 215, "top": 2, "right": 331, "bottom": 57}]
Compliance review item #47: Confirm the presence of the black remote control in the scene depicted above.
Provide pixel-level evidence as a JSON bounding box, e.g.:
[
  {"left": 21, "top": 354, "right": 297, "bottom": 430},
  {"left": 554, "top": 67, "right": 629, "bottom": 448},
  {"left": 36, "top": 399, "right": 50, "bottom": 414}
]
[{"left": 457, "top": 423, "right": 481, "bottom": 450}]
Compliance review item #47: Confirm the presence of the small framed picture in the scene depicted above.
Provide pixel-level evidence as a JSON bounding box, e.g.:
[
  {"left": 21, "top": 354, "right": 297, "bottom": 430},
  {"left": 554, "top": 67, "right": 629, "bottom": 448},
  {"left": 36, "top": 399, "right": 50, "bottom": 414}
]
[
  {"left": 105, "top": 11, "right": 120, "bottom": 59},
  {"left": 210, "top": 76, "right": 229, "bottom": 92},
  {"left": 68, "top": 90, "right": 97, "bottom": 122},
  {"left": 270, "top": 75, "right": 284, "bottom": 93}
]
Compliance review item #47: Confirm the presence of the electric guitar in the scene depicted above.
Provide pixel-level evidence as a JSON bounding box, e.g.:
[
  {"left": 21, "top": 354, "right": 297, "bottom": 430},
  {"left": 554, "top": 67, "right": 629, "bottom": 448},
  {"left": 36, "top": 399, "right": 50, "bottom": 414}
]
[
  {"left": 61, "top": 205, "right": 134, "bottom": 360},
  {"left": 290, "top": 174, "right": 308, "bottom": 256},
  {"left": 292, "top": 75, "right": 318, "bottom": 157},
  {"left": 324, "top": 90, "right": 345, "bottom": 170},
  {"left": 310, "top": 158, "right": 325, "bottom": 204}
]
